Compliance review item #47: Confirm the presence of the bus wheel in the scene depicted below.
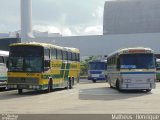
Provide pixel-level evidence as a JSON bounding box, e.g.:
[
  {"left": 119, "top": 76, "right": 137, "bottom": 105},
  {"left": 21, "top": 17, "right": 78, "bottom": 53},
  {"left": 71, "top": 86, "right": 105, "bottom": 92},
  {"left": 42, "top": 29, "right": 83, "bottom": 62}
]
[
  {"left": 69, "top": 77, "right": 72, "bottom": 89},
  {"left": 116, "top": 80, "right": 120, "bottom": 90},
  {"left": 47, "top": 79, "right": 52, "bottom": 93},
  {"left": 92, "top": 80, "right": 96, "bottom": 83},
  {"left": 18, "top": 89, "right": 23, "bottom": 94}
]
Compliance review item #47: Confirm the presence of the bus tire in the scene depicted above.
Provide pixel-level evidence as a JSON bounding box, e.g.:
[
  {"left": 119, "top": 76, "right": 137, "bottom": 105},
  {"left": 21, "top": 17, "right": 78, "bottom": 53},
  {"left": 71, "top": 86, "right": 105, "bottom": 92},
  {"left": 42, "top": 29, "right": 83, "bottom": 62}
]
[
  {"left": 116, "top": 80, "right": 120, "bottom": 90},
  {"left": 18, "top": 89, "right": 23, "bottom": 94},
  {"left": 69, "top": 77, "right": 72, "bottom": 89},
  {"left": 47, "top": 78, "right": 53, "bottom": 93},
  {"left": 92, "top": 80, "right": 96, "bottom": 83}
]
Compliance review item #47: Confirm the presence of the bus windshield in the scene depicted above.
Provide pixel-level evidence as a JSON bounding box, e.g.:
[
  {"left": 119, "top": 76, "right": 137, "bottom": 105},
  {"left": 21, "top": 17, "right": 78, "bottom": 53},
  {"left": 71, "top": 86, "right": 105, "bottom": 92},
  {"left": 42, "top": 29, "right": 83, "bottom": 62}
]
[
  {"left": 8, "top": 46, "right": 43, "bottom": 72},
  {"left": 8, "top": 57, "right": 43, "bottom": 72},
  {"left": 89, "top": 62, "right": 106, "bottom": 70},
  {"left": 120, "top": 54, "right": 155, "bottom": 69}
]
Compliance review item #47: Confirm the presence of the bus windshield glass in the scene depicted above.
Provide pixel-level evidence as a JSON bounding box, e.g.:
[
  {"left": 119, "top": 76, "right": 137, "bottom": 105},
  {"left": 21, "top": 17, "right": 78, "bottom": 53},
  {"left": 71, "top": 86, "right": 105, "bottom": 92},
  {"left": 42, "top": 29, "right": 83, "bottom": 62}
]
[
  {"left": 8, "top": 46, "right": 43, "bottom": 72},
  {"left": 89, "top": 62, "right": 106, "bottom": 70},
  {"left": 120, "top": 54, "right": 155, "bottom": 69}
]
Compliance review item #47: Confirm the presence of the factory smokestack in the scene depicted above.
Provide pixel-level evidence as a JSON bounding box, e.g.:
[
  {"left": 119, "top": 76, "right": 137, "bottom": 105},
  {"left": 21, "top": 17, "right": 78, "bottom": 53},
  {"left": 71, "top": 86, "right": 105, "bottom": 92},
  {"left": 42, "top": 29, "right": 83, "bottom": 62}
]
[{"left": 21, "top": 0, "right": 34, "bottom": 42}]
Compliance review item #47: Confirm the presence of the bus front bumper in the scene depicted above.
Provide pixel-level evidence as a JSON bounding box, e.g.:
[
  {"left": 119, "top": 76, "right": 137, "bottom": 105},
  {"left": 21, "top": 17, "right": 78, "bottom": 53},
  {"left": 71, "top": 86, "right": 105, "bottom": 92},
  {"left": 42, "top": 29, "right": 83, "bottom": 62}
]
[
  {"left": 7, "top": 84, "right": 45, "bottom": 90},
  {"left": 119, "top": 83, "right": 156, "bottom": 90},
  {"left": 88, "top": 77, "right": 106, "bottom": 81}
]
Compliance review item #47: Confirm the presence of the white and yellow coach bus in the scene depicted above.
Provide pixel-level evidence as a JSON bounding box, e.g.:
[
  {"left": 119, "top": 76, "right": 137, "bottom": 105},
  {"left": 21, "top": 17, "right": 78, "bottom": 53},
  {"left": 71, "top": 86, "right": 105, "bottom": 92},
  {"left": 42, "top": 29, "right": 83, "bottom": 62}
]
[
  {"left": 7, "top": 42, "right": 80, "bottom": 94},
  {"left": 107, "top": 47, "right": 156, "bottom": 92}
]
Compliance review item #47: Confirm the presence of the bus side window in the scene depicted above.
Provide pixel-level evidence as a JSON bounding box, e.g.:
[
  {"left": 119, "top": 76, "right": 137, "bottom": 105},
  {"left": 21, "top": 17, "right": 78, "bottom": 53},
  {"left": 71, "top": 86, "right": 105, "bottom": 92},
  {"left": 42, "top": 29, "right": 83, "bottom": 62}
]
[
  {"left": 68, "top": 52, "right": 72, "bottom": 61},
  {"left": 57, "top": 49, "right": 63, "bottom": 60},
  {"left": 117, "top": 57, "right": 120, "bottom": 70},
  {"left": 63, "top": 51, "right": 68, "bottom": 61},
  {"left": 76, "top": 53, "right": 80, "bottom": 61},
  {"left": 44, "top": 49, "right": 50, "bottom": 60},
  {"left": 72, "top": 53, "right": 76, "bottom": 61},
  {"left": 51, "top": 48, "right": 57, "bottom": 59}
]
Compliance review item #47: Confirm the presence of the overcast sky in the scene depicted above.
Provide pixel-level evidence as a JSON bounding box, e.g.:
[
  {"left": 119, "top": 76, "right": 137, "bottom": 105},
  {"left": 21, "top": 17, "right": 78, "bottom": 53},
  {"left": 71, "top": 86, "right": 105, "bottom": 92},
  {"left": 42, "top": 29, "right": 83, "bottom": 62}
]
[{"left": 0, "top": 0, "right": 108, "bottom": 36}]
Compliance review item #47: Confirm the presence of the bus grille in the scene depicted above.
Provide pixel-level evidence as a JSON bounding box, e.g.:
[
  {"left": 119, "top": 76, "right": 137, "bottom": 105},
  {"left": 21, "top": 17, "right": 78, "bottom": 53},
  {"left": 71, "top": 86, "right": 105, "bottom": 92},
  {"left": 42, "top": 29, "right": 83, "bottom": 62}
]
[{"left": 8, "top": 77, "right": 39, "bottom": 84}]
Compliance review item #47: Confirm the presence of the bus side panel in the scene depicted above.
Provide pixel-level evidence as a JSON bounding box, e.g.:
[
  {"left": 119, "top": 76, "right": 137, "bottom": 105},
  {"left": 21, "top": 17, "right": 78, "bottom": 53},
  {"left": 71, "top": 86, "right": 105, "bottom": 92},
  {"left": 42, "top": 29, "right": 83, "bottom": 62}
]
[
  {"left": 68, "top": 61, "right": 80, "bottom": 84},
  {"left": 50, "top": 60, "right": 66, "bottom": 88}
]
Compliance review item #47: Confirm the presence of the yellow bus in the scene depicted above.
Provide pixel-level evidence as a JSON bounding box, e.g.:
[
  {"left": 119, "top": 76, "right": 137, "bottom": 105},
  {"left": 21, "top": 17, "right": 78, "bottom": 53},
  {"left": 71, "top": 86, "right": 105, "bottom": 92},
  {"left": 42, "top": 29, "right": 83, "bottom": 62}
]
[{"left": 7, "top": 42, "right": 80, "bottom": 94}]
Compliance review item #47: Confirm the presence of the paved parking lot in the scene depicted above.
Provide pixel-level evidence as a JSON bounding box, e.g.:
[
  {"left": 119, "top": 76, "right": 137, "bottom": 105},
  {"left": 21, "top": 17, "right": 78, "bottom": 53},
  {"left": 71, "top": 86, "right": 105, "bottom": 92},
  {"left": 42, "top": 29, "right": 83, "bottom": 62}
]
[{"left": 0, "top": 79, "right": 160, "bottom": 114}]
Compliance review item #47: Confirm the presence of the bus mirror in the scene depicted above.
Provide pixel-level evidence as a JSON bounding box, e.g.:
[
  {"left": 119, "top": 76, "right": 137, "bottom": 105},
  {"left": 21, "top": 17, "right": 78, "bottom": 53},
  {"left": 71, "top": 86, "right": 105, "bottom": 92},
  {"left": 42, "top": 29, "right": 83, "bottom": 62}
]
[{"left": 44, "top": 60, "right": 50, "bottom": 68}]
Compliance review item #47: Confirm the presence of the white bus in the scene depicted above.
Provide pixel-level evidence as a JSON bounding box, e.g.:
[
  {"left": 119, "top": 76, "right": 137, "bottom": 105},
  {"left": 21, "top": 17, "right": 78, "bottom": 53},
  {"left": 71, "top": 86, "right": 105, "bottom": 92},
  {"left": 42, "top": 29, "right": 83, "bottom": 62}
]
[
  {"left": 107, "top": 47, "right": 156, "bottom": 92},
  {"left": 0, "top": 50, "right": 9, "bottom": 89}
]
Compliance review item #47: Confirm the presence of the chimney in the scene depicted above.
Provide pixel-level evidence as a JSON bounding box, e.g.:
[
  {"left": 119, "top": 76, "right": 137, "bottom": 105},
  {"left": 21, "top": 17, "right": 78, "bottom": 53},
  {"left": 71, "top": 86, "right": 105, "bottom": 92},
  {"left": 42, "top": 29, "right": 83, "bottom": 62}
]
[{"left": 21, "top": 0, "right": 34, "bottom": 42}]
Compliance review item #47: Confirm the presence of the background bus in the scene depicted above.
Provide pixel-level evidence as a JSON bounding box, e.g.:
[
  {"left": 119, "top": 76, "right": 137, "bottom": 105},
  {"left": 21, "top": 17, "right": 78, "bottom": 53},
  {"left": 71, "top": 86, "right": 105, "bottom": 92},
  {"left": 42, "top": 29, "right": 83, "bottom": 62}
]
[
  {"left": 156, "top": 59, "right": 160, "bottom": 82},
  {"left": 7, "top": 42, "right": 80, "bottom": 94},
  {"left": 107, "top": 47, "right": 156, "bottom": 92},
  {"left": 0, "top": 50, "right": 9, "bottom": 89},
  {"left": 88, "top": 60, "right": 107, "bottom": 83}
]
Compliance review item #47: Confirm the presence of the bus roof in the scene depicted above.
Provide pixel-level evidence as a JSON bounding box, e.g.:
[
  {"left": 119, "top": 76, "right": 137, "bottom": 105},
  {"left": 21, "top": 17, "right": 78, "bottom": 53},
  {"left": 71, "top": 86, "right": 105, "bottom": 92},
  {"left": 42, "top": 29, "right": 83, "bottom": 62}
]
[
  {"left": 64, "top": 47, "right": 80, "bottom": 53},
  {"left": 10, "top": 42, "right": 80, "bottom": 53},
  {"left": 108, "top": 47, "right": 154, "bottom": 58},
  {"left": 0, "top": 50, "right": 9, "bottom": 56},
  {"left": 89, "top": 59, "right": 107, "bottom": 63}
]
